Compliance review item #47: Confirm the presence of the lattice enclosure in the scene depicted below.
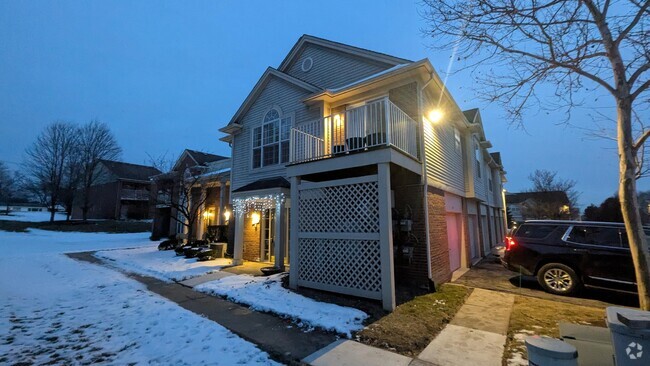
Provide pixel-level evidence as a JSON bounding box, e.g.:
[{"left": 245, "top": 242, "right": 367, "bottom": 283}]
[
  {"left": 298, "top": 238, "right": 381, "bottom": 295},
  {"left": 297, "top": 178, "right": 382, "bottom": 299},
  {"left": 299, "top": 181, "right": 379, "bottom": 233}
]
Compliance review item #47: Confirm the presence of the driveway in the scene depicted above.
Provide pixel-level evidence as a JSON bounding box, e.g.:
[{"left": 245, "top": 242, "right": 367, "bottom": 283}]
[{"left": 453, "top": 257, "right": 639, "bottom": 308}]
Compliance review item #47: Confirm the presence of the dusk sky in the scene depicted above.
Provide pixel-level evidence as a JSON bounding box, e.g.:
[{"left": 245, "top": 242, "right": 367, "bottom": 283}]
[{"left": 1, "top": 0, "right": 646, "bottom": 208}]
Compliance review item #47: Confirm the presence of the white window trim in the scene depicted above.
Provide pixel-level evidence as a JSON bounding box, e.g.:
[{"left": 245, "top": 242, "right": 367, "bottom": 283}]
[{"left": 251, "top": 109, "right": 294, "bottom": 170}]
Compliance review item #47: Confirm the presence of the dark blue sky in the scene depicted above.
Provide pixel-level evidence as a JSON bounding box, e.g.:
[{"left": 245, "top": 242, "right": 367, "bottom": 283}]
[{"left": 1, "top": 1, "right": 645, "bottom": 208}]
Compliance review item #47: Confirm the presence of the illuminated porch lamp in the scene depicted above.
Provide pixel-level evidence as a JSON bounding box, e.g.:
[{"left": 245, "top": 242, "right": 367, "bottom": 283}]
[
  {"left": 251, "top": 212, "right": 261, "bottom": 230},
  {"left": 426, "top": 109, "right": 443, "bottom": 124},
  {"left": 223, "top": 210, "right": 231, "bottom": 223}
]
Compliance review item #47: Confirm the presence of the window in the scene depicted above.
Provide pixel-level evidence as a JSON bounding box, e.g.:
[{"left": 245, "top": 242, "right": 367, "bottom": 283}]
[
  {"left": 567, "top": 226, "right": 626, "bottom": 248},
  {"left": 454, "top": 127, "right": 461, "bottom": 152},
  {"left": 514, "top": 224, "right": 559, "bottom": 239},
  {"left": 489, "top": 176, "right": 493, "bottom": 192},
  {"left": 252, "top": 109, "right": 291, "bottom": 168}
]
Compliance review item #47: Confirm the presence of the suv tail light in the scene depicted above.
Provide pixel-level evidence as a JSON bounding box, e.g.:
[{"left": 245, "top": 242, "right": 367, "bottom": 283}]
[{"left": 505, "top": 236, "right": 517, "bottom": 251}]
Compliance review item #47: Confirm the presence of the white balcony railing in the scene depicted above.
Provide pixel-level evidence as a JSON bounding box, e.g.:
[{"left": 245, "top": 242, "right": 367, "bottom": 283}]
[{"left": 289, "top": 98, "right": 419, "bottom": 164}]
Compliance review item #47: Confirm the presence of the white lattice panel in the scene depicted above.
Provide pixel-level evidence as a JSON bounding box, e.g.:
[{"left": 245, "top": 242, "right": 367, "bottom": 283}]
[
  {"left": 299, "top": 181, "right": 379, "bottom": 233},
  {"left": 297, "top": 178, "right": 382, "bottom": 299},
  {"left": 298, "top": 238, "right": 381, "bottom": 297}
]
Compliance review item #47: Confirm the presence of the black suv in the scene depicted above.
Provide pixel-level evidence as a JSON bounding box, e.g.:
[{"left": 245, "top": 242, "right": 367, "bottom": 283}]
[{"left": 502, "top": 220, "right": 645, "bottom": 296}]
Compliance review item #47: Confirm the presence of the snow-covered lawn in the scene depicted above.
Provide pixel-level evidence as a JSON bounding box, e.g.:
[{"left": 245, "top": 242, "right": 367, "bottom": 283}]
[
  {"left": 96, "top": 246, "right": 232, "bottom": 282},
  {"left": 196, "top": 274, "right": 368, "bottom": 337},
  {"left": 0, "top": 229, "right": 279, "bottom": 365},
  {"left": 0, "top": 211, "right": 66, "bottom": 222}
]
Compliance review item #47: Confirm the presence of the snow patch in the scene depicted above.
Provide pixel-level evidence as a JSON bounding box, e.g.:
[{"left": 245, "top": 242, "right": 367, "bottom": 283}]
[
  {"left": 95, "top": 246, "right": 232, "bottom": 282},
  {"left": 196, "top": 273, "right": 368, "bottom": 337}
]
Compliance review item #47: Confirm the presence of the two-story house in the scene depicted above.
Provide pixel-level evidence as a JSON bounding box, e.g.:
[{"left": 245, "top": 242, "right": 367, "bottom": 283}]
[
  {"left": 150, "top": 149, "right": 231, "bottom": 241},
  {"left": 219, "top": 35, "right": 507, "bottom": 311},
  {"left": 71, "top": 160, "right": 161, "bottom": 220}
]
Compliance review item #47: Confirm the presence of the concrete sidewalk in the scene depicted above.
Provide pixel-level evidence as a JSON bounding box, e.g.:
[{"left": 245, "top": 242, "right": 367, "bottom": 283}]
[
  {"left": 67, "top": 251, "right": 337, "bottom": 365},
  {"left": 418, "top": 288, "right": 515, "bottom": 366}
]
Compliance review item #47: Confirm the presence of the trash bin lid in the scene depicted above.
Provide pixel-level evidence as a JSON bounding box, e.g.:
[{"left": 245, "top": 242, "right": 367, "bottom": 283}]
[
  {"left": 525, "top": 336, "right": 578, "bottom": 360},
  {"left": 607, "top": 307, "right": 650, "bottom": 334}
]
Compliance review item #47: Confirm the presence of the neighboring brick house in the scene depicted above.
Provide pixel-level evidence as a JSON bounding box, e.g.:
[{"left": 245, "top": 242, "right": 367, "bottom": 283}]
[
  {"left": 71, "top": 160, "right": 161, "bottom": 220},
  {"left": 150, "top": 149, "right": 231, "bottom": 242},
  {"left": 219, "top": 35, "right": 507, "bottom": 311}
]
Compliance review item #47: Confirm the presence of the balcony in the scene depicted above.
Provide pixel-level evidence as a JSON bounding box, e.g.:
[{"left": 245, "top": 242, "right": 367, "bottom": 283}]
[
  {"left": 289, "top": 98, "right": 419, "bottom": 164},
  {"left": 121, "top": 189, "right": 151, "bottom": 201}
]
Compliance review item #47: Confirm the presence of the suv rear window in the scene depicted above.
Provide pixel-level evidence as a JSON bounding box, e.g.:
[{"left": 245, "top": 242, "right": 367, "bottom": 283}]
[
  {"left": 514, "top": 224, "right": 557, "bottom": 239},
  {"left": 566, "top": 226, "right": 627, "bottom": 248}
]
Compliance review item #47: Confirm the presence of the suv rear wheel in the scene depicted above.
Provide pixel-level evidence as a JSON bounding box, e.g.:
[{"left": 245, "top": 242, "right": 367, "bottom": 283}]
[{"left": 537, "top": 263, "right": 580, "bottom": 295}]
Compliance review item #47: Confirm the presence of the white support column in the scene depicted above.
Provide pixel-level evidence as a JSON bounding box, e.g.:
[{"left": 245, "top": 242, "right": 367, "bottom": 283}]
[
  {"left": 273, "top": 198, "right": 285, "bottom": 270},
  {"left": 377, "top": 163, "right": 395, "bottom": 311},
  {"left": 218, "top": 180, "right": 227, "bottom": 225},
  {"left": 197, "top": 187, "right": 207, "bottom": 240},
  {"left": 233, "top": 209, "right": 244, "bottom": 265},
  {"left": 289, "top": 176, "right": 300, "bottom": 289}
]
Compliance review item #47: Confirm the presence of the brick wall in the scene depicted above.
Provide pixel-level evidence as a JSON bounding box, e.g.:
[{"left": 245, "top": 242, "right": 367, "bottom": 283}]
[
  {"left": 392, "top": 184, "right": 429, "bottom": 286},
  {"left": 243, "top": 215, "right": 260, "bottom": 261},
  {"left": 427, "top": 186, "right": 452, "bottom": 285}
]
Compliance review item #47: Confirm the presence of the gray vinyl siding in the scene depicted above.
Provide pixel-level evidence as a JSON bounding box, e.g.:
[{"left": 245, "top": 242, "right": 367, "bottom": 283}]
[
  {"left": 285, "top": 44, "right": 395, "bottom": 89},
  {"left": 231, "top": 76, "right": 320, "bottom": 191},
  {"left": 423, "top": 121, "right": 465, "bottom": 195},
  {"left": 473, "top": 138, "right": 487, "bottom": 201}
]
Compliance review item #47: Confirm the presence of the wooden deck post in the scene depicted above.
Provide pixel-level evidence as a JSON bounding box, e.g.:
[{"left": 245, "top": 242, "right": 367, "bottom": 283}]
[
  {"left": 289, "top": 176, "right": 300, "bottom": 289},
  {"left": 378, "top": 162, "right": 395, "bottom": 311}
]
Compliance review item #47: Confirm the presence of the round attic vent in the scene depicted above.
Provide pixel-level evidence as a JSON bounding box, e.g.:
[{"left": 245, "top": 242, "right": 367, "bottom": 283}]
[{"left": 301, "top": 57, "right": 313, "bottom": 72}]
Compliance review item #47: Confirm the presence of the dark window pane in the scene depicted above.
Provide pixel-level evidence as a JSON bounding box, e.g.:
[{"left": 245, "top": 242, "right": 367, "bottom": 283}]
[
  {"left": 253, "top": 127, "right": 262, "bottom": 148},
  {"left": 281, "top": 141, "right": 289, "bottom": 163},
  {"left": 264, "top": 109, "right": 280, "bottom": 123},
  {"left": 568, "top": 226, "right": 624, "bottom": 247},
  {"left": 515, "top": 224, "right": 557, "bottom": 239},
  {"left": 263, "top": 144, "right": 279, "bottom": 166},
  {"left": 281, "top": 117, "right": 291, "bottom": 141},
  {"left": 263, "top": 121, "right": 278, "bottom": 145},
  {"left": 252, "top": 148, "right": 261, "bottom": 168}
]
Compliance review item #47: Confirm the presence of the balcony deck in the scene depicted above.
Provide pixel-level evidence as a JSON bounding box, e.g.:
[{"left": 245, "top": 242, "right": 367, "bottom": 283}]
[{"left": 289, "top": 98, "right": 419, "bottom": 166}]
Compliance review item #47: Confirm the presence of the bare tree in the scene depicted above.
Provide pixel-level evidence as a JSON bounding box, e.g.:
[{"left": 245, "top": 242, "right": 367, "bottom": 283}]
[
  {"left": 0, "top": 162, "right": 13, "bottom": 213},
  {"left": 153, "top": 167, "right": 208, "bottom": 242},
  {"left": 422, "top": 0, "right": 650, "bottom": 308},
  {"left": 77, "top": 120, "right": 121, "bottom": 221},
  {"left": 145, "top": 151, "right": 175, "bottom": 173},
  {"left": 24, "top": 122, "right": 78, "bottom": 222},
  {"left": 528, "top": 169, "right": 580, "bottom": 208},
  {"left": 60, "top": 148, "right": 82, "bottom": 220}
]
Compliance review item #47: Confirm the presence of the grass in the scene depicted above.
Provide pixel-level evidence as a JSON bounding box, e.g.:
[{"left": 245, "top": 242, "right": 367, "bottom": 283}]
[
  {"left": 503, "top": 295, "right": 607, "bottom": 366},
  {"left": 0, "top": 219, "right": 152, "bottom": 234},
  {"left": 356, "top": 283, "right": 471, "bottom": 357}
]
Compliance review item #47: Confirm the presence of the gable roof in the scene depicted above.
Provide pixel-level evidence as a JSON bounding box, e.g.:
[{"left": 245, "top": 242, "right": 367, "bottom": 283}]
[
  {"left": 186, "top": 149, "right": 228, "bottom": 165},
  {"left": 506, "top": 191, "right": 570, "bottom": 206},
  {"left": 278, "top": 34, "right": 412, "bottom": 72},
  {"left": 220, "top": 67, "right": 321, "bottom": 131},
  {"left": 99, "top": 160, "right": 161, "bottom": 182},
  {"left": 172, "top": 149, "right": 229, "bottom": 172}
]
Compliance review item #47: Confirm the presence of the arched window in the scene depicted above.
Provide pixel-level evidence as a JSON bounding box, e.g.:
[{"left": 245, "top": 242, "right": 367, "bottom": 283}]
[{"left": 252, "top": 108, "right": 292, "bottom": 168}]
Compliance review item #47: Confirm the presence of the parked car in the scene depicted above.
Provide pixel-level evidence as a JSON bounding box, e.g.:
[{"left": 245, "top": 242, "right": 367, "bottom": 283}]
[{"left": 502, "top": 220, "right": 646, "bottom": 296}]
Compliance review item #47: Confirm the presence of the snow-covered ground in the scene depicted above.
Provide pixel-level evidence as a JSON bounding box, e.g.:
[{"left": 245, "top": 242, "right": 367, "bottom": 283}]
[
  {"left": 0, "top": 211, "right": 66, "bottom": 222},
  {"left": 94, "top": 245, "right": 368, "bottom": 337},
  {"left": 96, "top": 245, "right": 232, "bottom": 282},
  {"left": 0, "top": 229, "right": 280, "bottom": 365},
  {"left": 196, "top": 274, "right": 368, "bottom": 337}
]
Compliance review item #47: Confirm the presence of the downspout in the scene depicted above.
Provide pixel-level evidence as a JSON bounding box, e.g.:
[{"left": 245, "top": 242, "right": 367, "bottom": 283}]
[{"left": 419, "top": 74, "right": 434, "bottom": 285}]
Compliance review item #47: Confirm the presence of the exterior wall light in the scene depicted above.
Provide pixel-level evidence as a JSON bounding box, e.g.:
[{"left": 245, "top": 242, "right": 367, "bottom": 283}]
[
  {"left": 223, "top": 210, "right": 231, "bottom": 223},
  {"left": 427, "top": 109, "right": 443, "bottom": 123},
  {"left": 251, "top": 212, "right": 261, "bottom": 229}
]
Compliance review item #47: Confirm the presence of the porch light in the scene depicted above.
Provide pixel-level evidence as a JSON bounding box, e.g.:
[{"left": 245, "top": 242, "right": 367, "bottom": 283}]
[
  {"left": 251, "top": 212, "right": 261, "bottom": 227},
  {"left": 223, "top": 210, "right": 231, "bottom": 223},
  {"left": 427, "top": 109, "right": 443, "bottom": 124}
]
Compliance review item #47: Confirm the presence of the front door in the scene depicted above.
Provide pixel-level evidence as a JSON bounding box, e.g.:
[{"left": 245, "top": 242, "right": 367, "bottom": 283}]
[
  {"left": 447, "top": 214, "right": 461, "bottom": 271},
  {"left": 261, "top": 209, "right": 275, "bottom": 262}
]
